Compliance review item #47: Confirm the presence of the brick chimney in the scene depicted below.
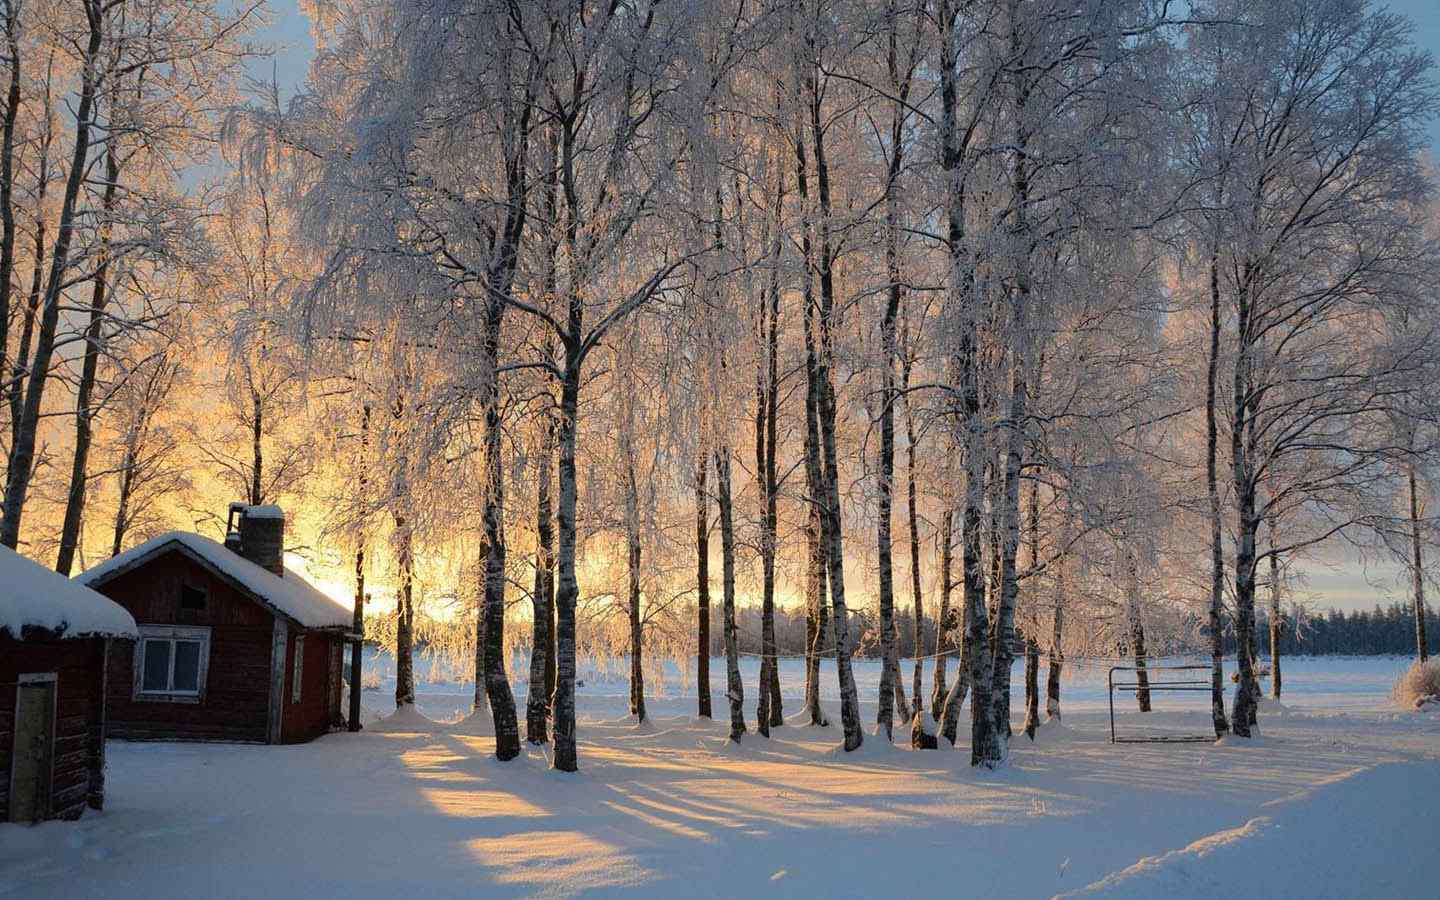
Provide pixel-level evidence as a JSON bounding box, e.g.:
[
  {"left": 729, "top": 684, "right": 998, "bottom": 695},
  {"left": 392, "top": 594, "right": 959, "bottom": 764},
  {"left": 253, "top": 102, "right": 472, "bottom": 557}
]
[{"left": 226, "top": 502, "right": 286, "bottom": 576}]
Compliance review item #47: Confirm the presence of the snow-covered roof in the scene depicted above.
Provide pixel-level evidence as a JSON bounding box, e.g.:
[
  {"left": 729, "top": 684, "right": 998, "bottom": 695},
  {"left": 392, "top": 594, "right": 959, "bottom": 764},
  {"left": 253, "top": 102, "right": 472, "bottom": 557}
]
[
  {"left": 0, "top": 544, "right": 138, "bottom": 640},
  {"left": 239, "top": 504, "right": 284, "bottom": 520},
  {"left": 79, "top": 532, "right": 352, "bottom": 630}
]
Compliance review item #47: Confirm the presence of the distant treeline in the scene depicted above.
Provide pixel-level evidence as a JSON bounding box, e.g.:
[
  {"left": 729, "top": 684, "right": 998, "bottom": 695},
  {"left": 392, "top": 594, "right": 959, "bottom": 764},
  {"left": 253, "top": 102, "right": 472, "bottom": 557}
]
[
  {"left": 1239, "top": 603, "right": 1437, "bottom": 657},
  {"left": 364, "top": 600, "right": 1436, "bottom": 664}
]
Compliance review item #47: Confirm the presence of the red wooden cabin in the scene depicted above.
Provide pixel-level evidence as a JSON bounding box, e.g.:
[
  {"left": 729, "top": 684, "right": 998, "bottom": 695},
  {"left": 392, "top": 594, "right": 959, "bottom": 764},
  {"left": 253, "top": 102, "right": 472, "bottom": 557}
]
[
  {"left": 1, "top": 545, "right": 137, "bottom": 824},
  {"left": 80, "top": 505, "right": 353, "bottom": 745}
]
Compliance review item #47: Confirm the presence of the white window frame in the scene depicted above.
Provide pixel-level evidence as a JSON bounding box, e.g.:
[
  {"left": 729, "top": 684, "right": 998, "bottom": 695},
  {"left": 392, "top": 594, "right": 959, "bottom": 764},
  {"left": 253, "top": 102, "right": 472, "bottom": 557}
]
[
  {"left": 134, "top": 625, "right": 211, "bottom": 703},
  {"left": 291, "top": 635, "right": 305, "bottom": 704}
]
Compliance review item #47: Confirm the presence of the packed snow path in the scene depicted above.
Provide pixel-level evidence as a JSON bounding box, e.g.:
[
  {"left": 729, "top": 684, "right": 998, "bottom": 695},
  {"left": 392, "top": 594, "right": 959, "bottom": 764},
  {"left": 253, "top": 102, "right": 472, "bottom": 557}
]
[{"left": 3, "top": 659, "right": 1436, "bottom": 899}]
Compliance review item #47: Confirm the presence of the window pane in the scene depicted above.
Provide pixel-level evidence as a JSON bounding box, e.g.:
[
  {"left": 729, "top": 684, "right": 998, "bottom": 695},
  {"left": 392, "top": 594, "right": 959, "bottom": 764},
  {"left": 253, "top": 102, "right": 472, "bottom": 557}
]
[
  {"left": 173, "top": 641, "right": 202, "bottom": 692},
  {"left": 142, "top": 639, "right": 171, "bottom": 691}
]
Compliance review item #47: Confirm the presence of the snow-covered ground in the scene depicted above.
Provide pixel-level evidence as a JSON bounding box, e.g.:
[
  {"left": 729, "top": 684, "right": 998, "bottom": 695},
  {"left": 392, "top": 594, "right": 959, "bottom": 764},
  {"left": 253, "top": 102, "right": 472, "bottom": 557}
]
[{"left": 3, "top": 654, "right": 1436, "bottom": 899}]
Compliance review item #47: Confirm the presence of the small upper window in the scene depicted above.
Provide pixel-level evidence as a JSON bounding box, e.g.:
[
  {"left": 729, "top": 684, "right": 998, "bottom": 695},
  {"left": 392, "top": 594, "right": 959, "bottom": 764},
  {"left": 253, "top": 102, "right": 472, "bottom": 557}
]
[{"left": 180, "top": 584, "right": 207, "bottom": 611}]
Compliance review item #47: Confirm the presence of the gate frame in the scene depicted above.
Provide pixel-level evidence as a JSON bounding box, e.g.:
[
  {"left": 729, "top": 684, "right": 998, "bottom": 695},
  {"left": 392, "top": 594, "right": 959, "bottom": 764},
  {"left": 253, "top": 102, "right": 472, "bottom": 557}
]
[{"left": 1107, "top": 664, "right": 1216, "bottom": 744}]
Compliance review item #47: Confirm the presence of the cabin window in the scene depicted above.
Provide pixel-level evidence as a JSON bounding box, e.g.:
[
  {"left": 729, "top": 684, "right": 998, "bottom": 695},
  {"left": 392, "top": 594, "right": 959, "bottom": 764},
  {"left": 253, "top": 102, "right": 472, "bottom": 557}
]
[
  {"left": 291, "top": 635, "right": 305, "bottom": 703},
  {"left": 135, "top": 625, "right": 211, "bottom": 702},
  {"left": 180, "top": 584, "right": 208, "bottom": 611}
]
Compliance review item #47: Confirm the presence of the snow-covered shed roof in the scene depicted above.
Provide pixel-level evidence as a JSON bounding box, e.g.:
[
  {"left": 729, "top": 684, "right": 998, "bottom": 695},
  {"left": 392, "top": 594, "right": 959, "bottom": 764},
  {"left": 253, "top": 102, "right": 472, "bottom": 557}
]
[
  {"left": 0, "top": 544, "right": 138, "bottom": 640},
  {"left": 79, "top": 532, "right": 352, "bottom": 631}
]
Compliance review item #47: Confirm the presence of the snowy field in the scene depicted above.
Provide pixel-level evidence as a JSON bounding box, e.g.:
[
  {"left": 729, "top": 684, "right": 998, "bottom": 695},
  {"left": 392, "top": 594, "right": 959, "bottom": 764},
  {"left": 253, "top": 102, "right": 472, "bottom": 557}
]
[{"left": 3, "top": 654, "right": 1437, "bottom": 899}]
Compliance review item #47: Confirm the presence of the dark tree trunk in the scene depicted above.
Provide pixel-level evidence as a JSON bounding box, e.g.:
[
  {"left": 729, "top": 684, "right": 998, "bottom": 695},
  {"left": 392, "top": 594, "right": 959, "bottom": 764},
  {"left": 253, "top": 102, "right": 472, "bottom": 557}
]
[
  {"left": 1022, "top": 635, "right": 1039, "bottom": 740},
  {"left": 938, "top": 581, "right": 972, "bottom": 746},
  {"left": 754, "top": 196, "right": 783, "bottom": 735},
  {"left": 1206, "top": 252, "right": 1230, "bottom": 736},
  {"left": 527, "top": 417, "right": 555, "bottom": 742},
  {"left": 905, "top": 385, "right": 925, "bottom": 715},
  {"left": 1125, "top": 549, "right": 1152, "bottom": 712},
  {"left": 1230, "top": 270, "right": 1263, "bottom": 737},
  {"left": 625, "top": 439, "right": 646, "bottom": 725},
  {"left": 481, "top": 403, "right": 519, "bottom": 761},
  {"left": 808, "top": 43, "right": 862, "bottom": 752},
  {"left": 395, "top": 519, "right": 415, "bottom": 709},
  {"left": 349, "top": 404, "right": 370, "bottom": 732},
  {"left": 552, "top": 361, "right": 581, "bottom": 771},
  {"left": 111, "top": 444, "right": 135, "bottom": 557},
  {"left": 1046, "top": 561, "right": 1064, "bottom": 722},
  {"left": 937, "top": 0, "right": 997, "bottom": 767},
  {"left": 250, "top": 391, "right": 263, "bottom": 505},
  {"left": 0, "top": 0, "right": 21, "bottom": 425},
  {"left": 1, "top": 0, "right": 103, "bottom": 549},
  {"left": 1268, "top": 508, "right": 1282, "bottom": 699},
  {"left": 9, "top": 184, "right": 45, "bottom": 451},
  {"left": 695, "top": 455, "right": 713, "bottom": 718},
  {"left": 55, "top": 142, "right": 119, "bottom": 575},
  {"left": 8, "top": 87, "right": 51, "bottom": 457},
  {"left": 715, "top": 446, "right": 745, "bottom": 743},
  {"left": 479, "top": 77, "right": 532, "bottom": 761},
  {"left": 794, "top": 80, "right": 828, "bottom": 729},
  {"left": 930, "top": 507, "right": 953, "bottom": 721},
  {"left": 1411, "top": 463, "right": 1429, "bottom": 663},
  {"left": 875, "top": 317, "right": 898, "bottom": 741}
]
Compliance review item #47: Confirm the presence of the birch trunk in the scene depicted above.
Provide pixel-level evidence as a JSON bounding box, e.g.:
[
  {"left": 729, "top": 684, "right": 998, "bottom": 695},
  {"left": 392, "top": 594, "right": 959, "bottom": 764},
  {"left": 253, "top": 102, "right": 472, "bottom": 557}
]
[
  {"left": 527, "top": 419, "right": 555, "bottom": 742},
  {"left": 795, "top": 121, "right": 828, "bottom": 728},
  {"left": 715, "top": 446, "right": 745, "bottom": 743},
  {"left": 8, "top": 149, "right": 47, "bottom": 451},
  {"left": 55, "top": 139, "right": 120, "bottom": 575},
  {"left": 905, "top": 383, "right": 925, "bottom": 714},
  {"left": 111, "top": 444, "right": 135, "bottom": 557},
  {"left": 1231, "top": 278, "right": 1260, "bottom": 736},
  {"left": 875, "top": 301, "right": 899, "bottom": 740},
  {"left": 1, "top": 0, "right": 103, "bottom": 548},
  {"left": 349, "top": 404, "right": 370, "bottom": 732},
  {"left": 809, "top": 55, "right": 862, "bottom": 751},
  {"left": 0, "top": 0, "right": 21, "bottom": 419},
  {"left": 930, "top": 507, "right": 953, "bottom": 720},
  {"left": 1046, "top": 502, "right": 1070, "bottom": 722},
  {"left": 395, "top": 518, "right": 415, "bottom": 709},
  {"left": 754, "top": 198, "right": 783, "bottom": 734},
  {"left": 695, "top": 455, "right": 713, "bottom": 718},
  {"left": 938, "top": 580, "right": 972, "bottom": 746},
  {"left": 1206, "top": 253, "right": 1230, "bottom": 735},
  {"left": 1125, "top": 550, "right": 1152, "bottom": 713},
  {"left": 1022, "top": 635, "right": 1039, "bottom": 740},
  {"left": 551, "top": 362, "right": 581, "bottom": 771},
  {"left": 625, "top": 439, "right": 647, "bottom": 725},
  {"left": 1410, "top": 463, "right": 1429, "bottom": 663},
  {"left": 936, "top": 0, "right": 997, "bottom": 766},
  {"left": 1268, "top": 508, "right": 1282, "bottom": 699}
]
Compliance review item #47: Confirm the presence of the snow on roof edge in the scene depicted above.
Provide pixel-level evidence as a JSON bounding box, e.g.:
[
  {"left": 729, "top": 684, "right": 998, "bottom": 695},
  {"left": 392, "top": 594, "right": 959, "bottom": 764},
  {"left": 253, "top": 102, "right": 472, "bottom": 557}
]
[
  {"left": 0, "top": 544, "right": 138, "bottom": 641},
  {"left": 80, "top": 532, "right": 352, "bottom": 630}
]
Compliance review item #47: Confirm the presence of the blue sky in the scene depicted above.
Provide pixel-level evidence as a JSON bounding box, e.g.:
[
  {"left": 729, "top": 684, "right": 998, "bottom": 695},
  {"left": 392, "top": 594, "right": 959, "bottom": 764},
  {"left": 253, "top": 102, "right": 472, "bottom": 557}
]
[{"left": 244, "top": 2, "right": 1439, "bottom": 614}]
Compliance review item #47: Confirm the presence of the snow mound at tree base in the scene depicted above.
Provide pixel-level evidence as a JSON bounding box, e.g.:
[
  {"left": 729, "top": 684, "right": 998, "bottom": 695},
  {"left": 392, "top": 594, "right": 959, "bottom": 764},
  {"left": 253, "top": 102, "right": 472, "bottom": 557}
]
[
  {"left": 826, "top": 733, "right": 905, "bottom": 757},
  {"left": 368, "top": 703, "right": 441, "bottom": 734},
  {"left": 784, "top": 705, "right": 833, "bottom": 727},
  {"left": 910, "top": 711, "right": 939, "bottom": 749},
  {"left": 448, "top": 710, "right": 496, "bottom": 736}
]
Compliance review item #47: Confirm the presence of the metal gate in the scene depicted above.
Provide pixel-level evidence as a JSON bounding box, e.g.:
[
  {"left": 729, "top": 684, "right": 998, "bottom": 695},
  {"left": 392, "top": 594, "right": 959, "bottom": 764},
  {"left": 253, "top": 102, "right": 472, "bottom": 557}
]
[{"left": 1107, "top": 664, "right": 1216, "bottom": 744}]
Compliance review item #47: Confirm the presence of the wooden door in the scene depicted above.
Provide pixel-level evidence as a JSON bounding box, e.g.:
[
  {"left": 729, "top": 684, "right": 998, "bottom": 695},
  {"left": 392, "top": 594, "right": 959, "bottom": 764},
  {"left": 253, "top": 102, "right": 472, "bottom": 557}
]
[{"left": 9, "top": 678, "right": 56, "bottom": 823}]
